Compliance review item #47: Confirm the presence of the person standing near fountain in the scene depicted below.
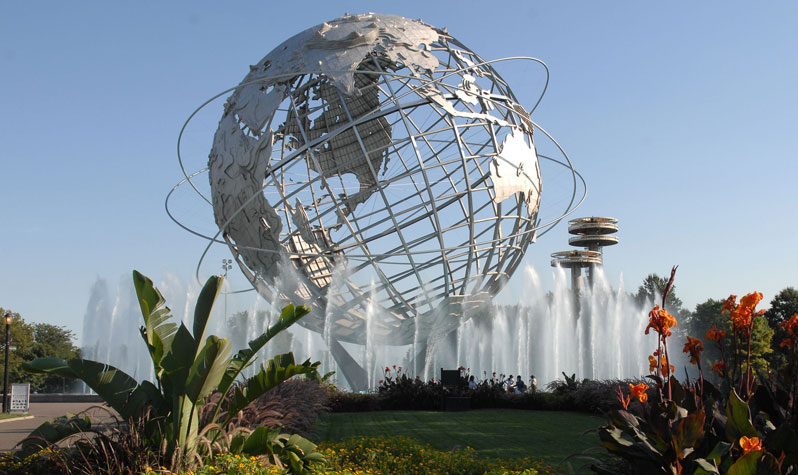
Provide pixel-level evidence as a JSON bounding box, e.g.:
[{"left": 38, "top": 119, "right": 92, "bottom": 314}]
[
  {"left": 530, "top": 375, "right": 537, "bottom": 393},
  {"left": 505, "top": 375, "right": 515, "bottom": 392},
  {"left": 515, "top": 375, "right": 527, "bottom": 393}
]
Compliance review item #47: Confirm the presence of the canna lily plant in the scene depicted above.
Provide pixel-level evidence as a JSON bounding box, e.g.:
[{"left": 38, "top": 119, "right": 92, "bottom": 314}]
[
  {"left": 18, "top": 270, "right": 325, "bottom": 472},
  {"left": 598, "top": 267, "right": 798, "bottom": 475}
]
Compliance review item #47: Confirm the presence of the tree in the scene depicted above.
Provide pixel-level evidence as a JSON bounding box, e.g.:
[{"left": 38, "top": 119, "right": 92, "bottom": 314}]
[
  {"left": 31, "top": 324, "right": 81, "bottom": 392},
  {"left": 634, "top": 274, "right": 687, "bottom": 314},
  {"left": 684, "top": 299, "right": 724, "bottom": 367},
  {"left": 0, "top": 308, "right": 81, "bottom": 392},
  {"left": 684, "top": 298, "right": 774, "bottom": 381},
  {"left": 764, "top": 287, "right": 798, "bottom": 374}
]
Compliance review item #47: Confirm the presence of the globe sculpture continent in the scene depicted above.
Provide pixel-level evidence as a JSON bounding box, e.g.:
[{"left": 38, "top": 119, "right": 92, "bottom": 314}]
[{"left": 208, "top": 13, "right": 542, "bottom": 384}]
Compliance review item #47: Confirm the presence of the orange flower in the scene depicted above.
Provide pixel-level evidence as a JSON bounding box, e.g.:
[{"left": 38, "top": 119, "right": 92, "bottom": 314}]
[
  {"left": 781, "top": 314, "right": 798, "bottom": 334},
  {"left": 645, "top": 305, "right": 678, "bottom": 338},
  {"left": 739, "top": 436, "right": 762, "bottom": 455},
  {"left": 779, "top": 314, "right": 798, "bottom": 348},
  {"left": 616, "top": 385, "right": 630, "bottom": 410},
  {"left": 728, "top": 291, "right": 765, "bottom": 336},
  {"left": 683, "top": 336, "right": 704, "bottom": 365},
  {"left": 629, "top": 383, "right": 649, "bottom": 403},
  {"left": 648, "top": 349, "right": 674, "bottom": 377},
  {"left": 739, "top": 291, "right": 763, "bottom": 310},
  {"left": 711, "top": 360, "right": 726, "bottom": 378},
  {"left": 721, "top": 295, "right": 737, "bottom": 315},
  {"left": 705, "top": 325, "right": 726, "bottom": 343}
]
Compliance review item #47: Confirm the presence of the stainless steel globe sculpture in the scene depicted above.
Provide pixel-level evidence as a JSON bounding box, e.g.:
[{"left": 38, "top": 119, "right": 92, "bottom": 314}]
[{"left": 171, "top": 13, "right": 584, "bottom": 388}]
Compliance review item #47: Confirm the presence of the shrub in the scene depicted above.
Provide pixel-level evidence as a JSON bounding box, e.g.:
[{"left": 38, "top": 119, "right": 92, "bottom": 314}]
[
  {"left": 327, "top": 391, "right": 381, "bottom": 412},
  {"left": 237, "top": 378, "right": 331, "bottom": 437}
]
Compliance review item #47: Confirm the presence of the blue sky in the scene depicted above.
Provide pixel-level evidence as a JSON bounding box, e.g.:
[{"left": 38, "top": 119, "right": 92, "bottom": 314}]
[{"left": 2, "top": 1, "right": 796, "bottom": 341}]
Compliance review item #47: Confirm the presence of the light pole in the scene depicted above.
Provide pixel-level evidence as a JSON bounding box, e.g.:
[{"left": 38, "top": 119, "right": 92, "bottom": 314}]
[
  {"left": 3, "top": 312, "right": 11, "bottom": 413},
  {"left": 222, "top": 259, "right": 232, "bottom": 321}
]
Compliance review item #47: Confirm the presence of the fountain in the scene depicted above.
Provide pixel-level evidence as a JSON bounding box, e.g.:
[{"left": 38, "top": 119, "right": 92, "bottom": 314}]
[{"left": 81, "top": 264, "right": 663, "bottom": 391}]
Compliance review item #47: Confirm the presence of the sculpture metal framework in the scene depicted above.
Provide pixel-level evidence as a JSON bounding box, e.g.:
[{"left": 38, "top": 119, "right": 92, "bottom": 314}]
[{"left": 168, "top": 13, "right": 585, "bottom": 389}]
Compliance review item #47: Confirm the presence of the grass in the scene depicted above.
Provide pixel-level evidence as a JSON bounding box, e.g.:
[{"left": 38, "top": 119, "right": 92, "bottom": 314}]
[
  {"left": 0, "top": 413, "right": 29, "bottom": 421},
  {"left": 312, "top": 409, "right": 605, "bottom": 466}
]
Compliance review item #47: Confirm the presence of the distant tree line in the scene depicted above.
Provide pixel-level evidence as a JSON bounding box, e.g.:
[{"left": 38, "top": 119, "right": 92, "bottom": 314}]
[{"left": 0, "top": 308, "right": 81, "bottom": 393}]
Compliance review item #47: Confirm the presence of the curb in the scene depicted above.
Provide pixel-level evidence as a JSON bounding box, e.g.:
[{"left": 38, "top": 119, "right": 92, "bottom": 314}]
[{"left": 0, "top": 415, "right": 35, "bottom": 424}]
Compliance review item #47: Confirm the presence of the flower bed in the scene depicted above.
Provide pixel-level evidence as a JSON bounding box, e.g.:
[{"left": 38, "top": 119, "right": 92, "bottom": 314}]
[{"left": 318, "top": 435, "right": 560, "bottom": 475}]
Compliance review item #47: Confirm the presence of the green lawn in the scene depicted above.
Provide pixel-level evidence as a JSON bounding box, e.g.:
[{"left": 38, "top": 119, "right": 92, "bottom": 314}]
[
  {"left": 312, "top": 409, "right": 605, "bottom": 466},
  {"left": 0, "top": 413, "right": 29, "bottom": 421}
]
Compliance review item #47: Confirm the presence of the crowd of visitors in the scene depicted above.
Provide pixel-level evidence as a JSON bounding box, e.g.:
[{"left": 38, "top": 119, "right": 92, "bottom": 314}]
[{"left": 464, "top": 370, "right": 537, "bottom": 393}]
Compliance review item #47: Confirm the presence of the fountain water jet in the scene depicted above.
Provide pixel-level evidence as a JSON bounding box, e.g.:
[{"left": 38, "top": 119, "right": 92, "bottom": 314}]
[{"left": 81, "top": 264, "right": 668, "bottom": 392}]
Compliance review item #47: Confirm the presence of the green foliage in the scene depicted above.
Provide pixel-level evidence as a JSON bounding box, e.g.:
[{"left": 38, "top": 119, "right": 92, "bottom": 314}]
[
  {"left": 0, "top": 308, "right": 81, "bottom": 393},
  {"left": 18, "top": 270, "right": 325, "bottom": 473},
  {"left": 766, "top": 287, "right": 798, "bottom": 375},
  {"left": 686, "top": 298, "right": 774, "bottom": 381},
  {"left": 597, "top": 379, "right": 794, "bottom": 474},
  {"left": 633, "top": 274, "right": 689, "bottom": 320}
]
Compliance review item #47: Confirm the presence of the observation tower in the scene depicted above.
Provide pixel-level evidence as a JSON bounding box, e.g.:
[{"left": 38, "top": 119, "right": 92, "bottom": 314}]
[{"left": 551, "top": 217, "right": 618, "bottom": 291}]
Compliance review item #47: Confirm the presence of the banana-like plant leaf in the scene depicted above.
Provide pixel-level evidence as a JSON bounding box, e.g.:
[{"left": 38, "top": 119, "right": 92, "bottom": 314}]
[
  {"left": 22, "top": 357, "right": 76, "bottom": 378},
  {"left": 224, "top": 352, "right": 320, "bottom": 422},
  {"left": 133, "top": 270, "right": 177, "bottom": 370},
  {"left": 159, "top": 323, "right": 196, "bottom": 396},
  {"left": 192, "top": 275, "right": 223, "bottom": 349},
  {"left": 126, "top": 380, "right": 168, "bottom": 419},
  {"left": 218, "top": 304, "right": 311, "bottom": 396},
  {"left": 16, "top": 414, "right": 91, "bottom": 458},
  {"left": 23, "top": 358, "right": 140, "bottom": 419},
  {"left": 185, "top": 335, "right": 231, "bottom": 403},
  {"left": 240, "top": 426, "right": 287, "bottom": 455}
]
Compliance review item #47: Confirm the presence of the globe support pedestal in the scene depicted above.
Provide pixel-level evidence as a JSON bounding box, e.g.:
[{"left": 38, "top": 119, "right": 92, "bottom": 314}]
[{"left": 328, "top": 338, "right": 368, "bottom": 392}]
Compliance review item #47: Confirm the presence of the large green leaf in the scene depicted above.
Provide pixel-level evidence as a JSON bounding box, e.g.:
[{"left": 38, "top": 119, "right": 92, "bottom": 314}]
[
  {"left": 725, "top": 389, "right": 757, "bottom": 441},
  {"left": 693, "top": 458, "right": 720, "bottom": 475},
  {"left": 185, "top": 335, "right": 231, "bottom": 403},
  {"left": 15, "top": 414, "right": 92, "bottom": 458},
  {"left": 133, "top": 270, "right": 177, "bottom": 372},
  {"left": 705, "top": 441, "right": 732, "bottom": 464},
  {"left": 727, "top": 450, "right": 761, "bottom": 475},
  {"left": 672, "top": 409, "right": 705, "bottom": 458},
  {"left": 23, "top": 357, "right": 140, "bottom": 419},
  {"left": 218, "top": 304, "right": 311, "bottom": 397},
  {"left": 192, "top": 275, "right": 223, "bottom": 348},
  {"left": 224, "top": 352, "right": 320, "bottom": 422},
  {"left": 126, "top": 380, "right": 169, "bottom": 419},
  {"left": 597, "top": 425, "right": 665, "bottom": 465},
  {"left": 240, "top": 426, "right": 287, "bottom": 455}
]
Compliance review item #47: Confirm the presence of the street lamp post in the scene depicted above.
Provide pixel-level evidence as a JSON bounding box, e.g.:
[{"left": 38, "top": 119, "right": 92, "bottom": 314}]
[
  {"left": 222, "top": 259, "right": 232, "bottom": 321},
  {"left": 3, "top": 312, "right": 11, "bottom": 413}
]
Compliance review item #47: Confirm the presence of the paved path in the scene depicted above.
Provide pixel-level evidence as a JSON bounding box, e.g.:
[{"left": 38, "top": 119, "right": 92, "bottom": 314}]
[{"left": 0, "top": 403, "right": 118, "bottom": 452}]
